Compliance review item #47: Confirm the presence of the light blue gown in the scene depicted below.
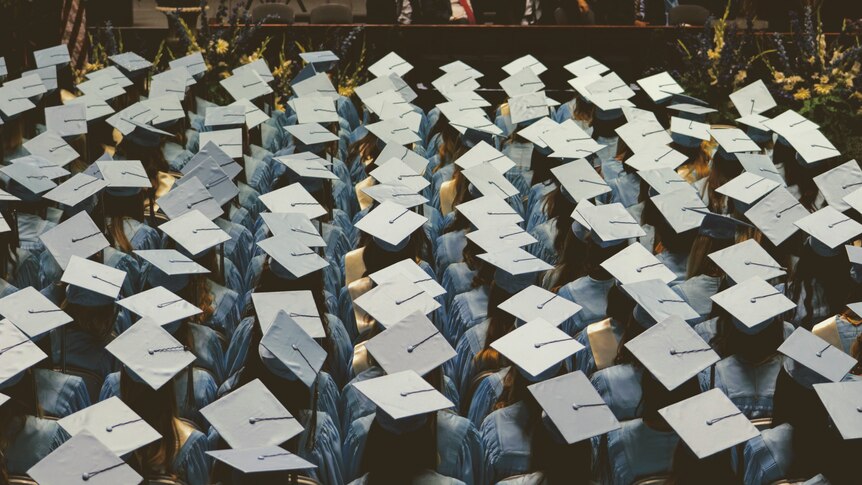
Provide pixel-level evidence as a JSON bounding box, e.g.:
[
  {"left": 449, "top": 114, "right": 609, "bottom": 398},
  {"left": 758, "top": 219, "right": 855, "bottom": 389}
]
[
  {"left": 444, "top": 286, "right": 489, "bottom": 346},
  {"left": 123, "top": 218, "right": 162, "bottom": 252},
  {"left": 558, "top": 276, "right": 614, "bottom": 337},
  {"left": 608, "top": 171, "right": 641, "bottom": 208},
  {"left": 342, "top": 411, "right": 483, "bottom": 485},
  {"left": 435, "top": 230, "right": 468, "bottom": 278},
  {"left": 671, "top": 275, "right": 721, "bottom": 324},
  {"left": 525, "top": 182, "right": 556, "bottom": 232},
  {"left": 466, "top": 367, "right": 509, "bottom": 428},
  {"left": 590, "top": 364, "right": 644, "bottom": 421},
  {"left": 35, "top": 368, "right": 91, "bottom": 419},
  {"left": 16, "top": 212, "right": 55, "bottom": 255},
  {"left": 441, "top": 262, "right": 477, "bottom": 313},
  {"left": 448, "top": 319, "right": 490, "bottom": 402},
  {"left": 3, "top": 416, "right": 68, "bottom": 476},
  {"left": 655, "top": 250, "right": 688, "bottom": 285},
  {"left": 602, "top": 418, "right": 678, "bottom": 485},
  {"left": 741, "top": 423, "right": 794, "bottom": 485},
  {"left": 480, "top": 401, "right": 531, "bottom": 484},
  {"left": 572, "top": 319, "right": 625, "bottom": 378},
  {"left": 51, "top": 327, "right": 118, "bottom": 380},
  {"left": 172, "top": 428, "right": 211, "bottom": 485},
  {"left": 697, "top": 354, "right": 782, "bottom": 420},
  {"left": 526, "top": 219, "right": 559, "bottom": 265},
  {"left": 834, "top": 315, "right": 862, "bottom": 354}
]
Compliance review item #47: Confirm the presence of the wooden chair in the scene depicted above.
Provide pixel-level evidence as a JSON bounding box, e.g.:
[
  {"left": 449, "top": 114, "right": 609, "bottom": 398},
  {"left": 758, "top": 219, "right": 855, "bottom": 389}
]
[
  {"left": 668, "top": 5, "right": 711, "bottom": 26},
  {"left": 251, "top": 4, "right": 295, "bottom": 24},
  {"left": 633, "top": 476, "right": 670, "bottom": 485}
]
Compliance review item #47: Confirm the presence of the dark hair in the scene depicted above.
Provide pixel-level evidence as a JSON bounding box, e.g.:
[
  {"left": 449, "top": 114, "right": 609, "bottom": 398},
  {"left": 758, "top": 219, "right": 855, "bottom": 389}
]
[
  {"left": 0, "top": 209, "right": 19, "bottom": 281},
  {"left": 358, "top": 229, "right": 431, "bottom": 277},
  {"left": 0, "top": 370, "right": 40, "bottom": 483},
  {"left": 103, "top": 191, "right": 145, "bottom": 253},
  {"left": 360, "top": 412, "right": 439, "bottom": 485},
  {"left": 787, "top": 241, "right": 851, "bottom": 329},
  {"left": 471, "top": 282, "right": 517, "bottom": 402},
  {"left": 667, "top": 444, "right": 735, "bottom": 485}
]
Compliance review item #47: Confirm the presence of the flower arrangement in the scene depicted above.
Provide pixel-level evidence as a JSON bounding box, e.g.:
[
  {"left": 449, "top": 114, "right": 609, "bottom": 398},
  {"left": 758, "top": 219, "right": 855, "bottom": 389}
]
[{"left": 763, "top": 9, "right": 862, "bottom": 153}]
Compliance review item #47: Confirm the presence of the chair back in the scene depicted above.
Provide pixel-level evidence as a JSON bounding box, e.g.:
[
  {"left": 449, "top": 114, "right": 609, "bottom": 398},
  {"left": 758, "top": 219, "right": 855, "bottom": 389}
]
[
  {"left": 632, "top": 476, "right": 670, "bottom": 485},
  {"left": 146, "top": 476, "right": 188, "bottom": 485},
  {"left": 668, "top": 5, "right": 710, "bottom": 26},
  {"left": 751, "top": 417, "right": 773, "bottom": 431},
  {"left": 8, "top": 476, "right": 38, "bottom": 485},
  {"left": 310, "top": 4, "right": 353, "bottom": 24},
  {"left": 251, "top": 4, "right": 295, "bottom": 24}
]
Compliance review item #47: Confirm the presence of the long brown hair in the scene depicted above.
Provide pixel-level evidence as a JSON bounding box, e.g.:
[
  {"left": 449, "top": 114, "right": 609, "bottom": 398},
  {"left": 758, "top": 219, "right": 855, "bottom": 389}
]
[
  {"left": 434, "top": 124, "right": 467, "bottom": 172},
  {"left": 472, "top": 282, "right": 517, "bottom": 382},
  {"left": 103, "top": 191, "right": 146, "bottom": 254}
]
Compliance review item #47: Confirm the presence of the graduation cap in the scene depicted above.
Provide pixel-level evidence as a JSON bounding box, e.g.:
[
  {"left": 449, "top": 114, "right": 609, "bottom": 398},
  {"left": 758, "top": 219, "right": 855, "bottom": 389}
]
[
  {"left": 352, "top": 370, "right": 454, "bottom": 420},
  {"left": 622, "top": 279, "right": 700, "bottom": 327},
  {"left": 708, "top": 238, "right": 785, "bottom": 284},
  {"left": 465, "top": 224, "right": 537, "bottom": 253},
  {"left": 157, "top": 177, "right": 223, "bottom": 220},
  {"left": 710, "top": 127, "right": 761, "bottom": 155},
  {"left": 370, "top": 158, "right": 429, "bottom": 193},
  {"left": 300, "top": 50, "right": 339, "bottom": 72},
  {"left": 527, "top": 371, "right": 620, "bottom": 444},
  {"left": 762, "top": 110, "right": 818, "bottom": 141},
  {"left": 26, "top": 431, "right": 142, "bottom": 485},
  {"left": 64, "top": 94, "right": 114, "bottom": 122},
  {"left": 291, "top": 72, "right": 339, "bottom": 100},
  {"left": 365, "top": 311, "right": 455, "bottom": 376},
  {"left": 462, "top": 163, "right": 519, "bottom": 200},
  {"left": 813, "top": 159, "right": 862, "bottom": 211},
  {"left": 581, "top": 203, "right": 646, "bottom": 247},
  {"left": 650, "top": 189, "right": 709, "bottom": 234},
  {"left": 44, "top": 103, "right": 87, "bottom": 137},
  {"left": 795, "top": 206, "right": 862, "bottom": 251},
  {"left": 229, "top": 98, "right": 268, "bottom": 129},
  {"left": 284, "top": 122, "right": 339, "bottom": 146},
  {"left": 736, "top": 153, "right": 785, "bottom": 186},
  {"left": 812, "top": 380, "right": 862, "bottom": 440},
  {"left": 659, "top": 388, "right": 759, "bottom": 459},
  {"left": 97, "top": 160, "right": 150, "bottom": 192},
  {"left": 736, "top": 113, "right": 773, "bottom": 143},
  {"left": 368, "top": 259, "right": 446, "bottom": 298},
  {"left": 500, "top": 68, "right": 545, "bottom": 98},
  {"left": 6, "top": 73, "right": 48, "bottom": 99},
  {"left": 637, "top": 71, "right": 684, "bottom": 103},
  {"left": 33, "top": 44, "right": 70, "bottom": 68},
  {"left": 290, "top": 96, "right": 339, "bottom": 125},
  {"left": 259, "top": 212, "right": 325, "bottom": 247},
  {"left": 207, "top": 446, "right": 316, "bottom": 475},
  {"left": 260, "top": 311, "right": 326, "bottom": 387},
  {"left": 10, "top": 155, "right": 70, "bottom": 180},
  {"left": 601, "top": 242, "right": 676, "bottom": 285},
  {"left": 105, "top": 319, "right": 195, "bottom": 389},
  {"left": 257, "top": 235, "right": 328, "bottom": 279},
  {"left": 0, "top": 160, "right": 57, "bottom": 197},
  {"left": 149, "top": 69, "right": 190, "bottom": 101},
  {"left": 498, "top": 285, "right": 582, "bottom": 327},
  {"left": 508, "top": 91, "right": 550, "bottom": 125},
  {"left": 502, "top": 54, "right": 547, "bottom": 76},
  {"left": 455, "top": 194, "right": 524, "bottom": 229},
  {"left": 169, "top": 51, "right": 207, "bottom": 77},
  {"left": 638, "top": 167, "right": 692, "bottom": 196},
  {"left": 626, "top": 315, "right": 719, "bottom": 390},
  {"left": 176, "top": 158, "right": 238, "bottom": 206},
  {"left": 551, "top": 159, "right": 611, "bottom": 202},
  {"left": 23, "top": 131, "right": 79, "bottom": 167},
  {"left": 361, "top": 184, "right": 428, "bottom": 208},
  {"left": 779, "top": 327, "right": 857, "bottom": 385},
  {"left": 252, "top": 290, "right": 324, "bottom": 336},
  {"left": 58, "top": 396, "right": 161, "bottom": 456},
  {"left": 221, "top": 69, "right": 272, "bottom": 101},
  {"left": 22, "top": 68, "right": 57, "bottom": 94},
  {"left": 0, "top": 85, "right": 36, "bottom": 119},
  {"left": 61, "top": 256, "right": 125, "bottom": 306},
  {"left": 259, "top": 183, "right": 326, "bottom": 219},
  {"left": 440, "top": 60, "right": 484, "bottom": 79},
  {"left": 491, "top": 318, "right": 583, "bottom": 380},
  {"left": 135, "top": 249, "right": 209, "bottom": 292},
  {"left": 185, "top": 141, "right": 242, "bottom": 179},
  {"left": 77, "top": 74, "right": 127, "bottom": 101},
  {"left": 159, "top": 210, "right": 231, "bottom": 257},
  {"left": 710, "top": 277, "right": 795, "bottom": 334},
  {"left": 109, "top": 51, "right": 152, "bottom": 76},
  {"left": 369, "top": 52, "right": 413, "bottom": 78},
  {"left": 85, "top": 65, "right": 133, "bottom": 88},
  {"left": 0, "top": 286, "right": 71, "bottom": 338},
  {"left": 454, "top": 141, "right": 515, "bottom": 174},
  {"left": 117, "top": 286, "right": 201, "bottom": 326},
  {"left": 365, "top": 118, "right": 421, "bottom": 146},
  {"left": 0, "top": 319, "right": 46, "bottom": 387},
  {"left": 353, "top": 280, "right": 440, "bottom": 329},
  {"left": 670, "top": 116, "right": 710, "bottom": 148},
  {"left": 564, "top": 56, "right": 609, "bottom": 77},
  {"left": 200, "top": 378, "right": 303, "bottom": 449},
  {"left": 790, "top": 130, "right": 841, "bottom": 166},
  {"left": 616, "top": 120, "right": 672, "bottom": 153},
  {"left": 40, "top": 211, "right": 109, "bottom": 270},
  {"left": 716, "top": 172, "right": 780, "bottom": 212},
  {"left": 355, "top": 201, "right": 427, "bottom": 249},
  {"left": 199, "top": 128, "right": 243, "bottom": 159},
  {"left": 730, "top": 80, "right": 776, "bottom": 117},
  {"left": 743, "top": 187, "right": 808, "bottom": 246},
  {"left": 204, "top": 105, "right": 246, "bottom": 130}
]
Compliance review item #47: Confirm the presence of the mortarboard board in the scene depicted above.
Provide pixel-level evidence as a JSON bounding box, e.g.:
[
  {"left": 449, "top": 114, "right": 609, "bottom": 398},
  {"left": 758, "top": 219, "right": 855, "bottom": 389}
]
[
  {"left": 105, "top": 319, "right": 195, "bottom": 389},
  {"left": 564, "top": 56, "right": 609, "bottom": 77},
  {"left": 284, "top": 122, "right": 339, "bottom": 146},
  {"left": 762, "top": 110, "right": 818, "bottom": 141},
  {"left": 290, "top": 96, "right": 339, "bottom": 125},
  {"left": 809, "top": 161, "right": 862, "bottom": 212},
  {"left": 498, "top": 285, "right": 582, "bottom": 327},
  {"left": 135, "top": 249, "right": 210, "bottom": 276},
  {"left": 369, "top": 158, "right": 429, "bottom": 193},
  {"left": 795, "top": 206, "right": 862, "bottom": 250},
  {"left": 354, "top": 278, "right": 440, "bottom": 327},
  {"left": 716, "top": 172, "right": 779, "bottom": 211},
  {"left": 502, "top": 55, "right": 547, "bottom": 76},
  {"left": 453, "top": 141, "right": 515, "bottom": 174},
  {"left": 465, "top": 224, "right": 537, "bottom": 253},
  {"left": 440, "top": 60, "right": 484, "bottom": 79},
  {"left": 711, "top": 277, "right": 794, "bottom": 334},
  {"left": 710, "top": 127, "right": 760, "bottom": 154},
  {"left": 708, "top": 238, "right": 786, "bottom": 284},
  {"left": 85, "top": 65, "right": 133, "bottom": 88},
  {"left": 365, "top": 118, "right": 421, "bottom": 146},
  {"left": 625, "top": 315, "right": 719, "bottom": 390},
  {"left": 622, "top": 279, "right": 700, "bottom": 326},
  {"left": 64, "top": 94, "right": 114, "bottom": 122},
  {"left": 0, "top": 286, "right": 71, "bottom": 338},
  {"left": 369, "top": 52, "right": 413, "bottom": 78},
  {"left": 109, "top": 52, "right": 152, "bottom": 75},
  {"left": 374, "top": 143, "right": 429, "bottom": 176},
  {"left": 650, "top": 189, "right": 709, "bottom": 234},
  {"left": 659, "top": 388, "right": 759, "bottom": 459},
  {"left": 369, "top": 259, "right": 445, "bottom": 298},
  {"left": 291, "top": 72, "right": 340, "bottom": 100},
  {"left": 637, "top": 71, "right": 684, "bottom": 103},
  {"left": 455, "top": 194, "right": 523, "bottom": 229},
  {"left": 638, "top": 167, "right": 692, "bottom": 196},
  {"left": 790, "top": 130, "right": 841, "bottom": 166},
  {"left": 300, "top": 50, "right": 339, "bottom": 72},
  {"left": 76, "top": 74, "right": 127, "bottom": 101},
  {"left": 207, "top": 446, "right": 316, "bottom": 475},
  {"left": 260, "top": 212, "right": 325, "bottom": 247},
  {"left": 500, "top": 68, "right": 545, "bottom": 98},
  {"left": 744, "top": 187, "right": 808, "bottom": 246},
  {"left": 159, "top": 210, "right": 231, "bottom": 256},
  {"left": 61, "top": 256, "right": 125, "bottom": 301},
  {"left": 581, "top": 203, "right": 646, "bottom": 247},
  {"left": 117, "top": 286, "right": 201, "bottom": 326},
  {"left": 229, "top": 98, "right": 268, "bottom": 129},
  {"left": 352, "top": 370, "right": 454, "bottom": 420},
  {"left": 200, "top": 378, "right": 303, "bottom": 449},
  {"left": 736, "top": 153, "right": 785, "bottom": 186},
  {"left": 477, "top": 246, "right": 553, "bottom": 278},
  {"left": 355, "top": 201, "right": 427, "bottom": 248},
  {"left": 730, "top": 80, "right": 776, "bottom": 116},
  {"left": 260, "top": 311, "right": 326, "bottom": 387},
  {"left": 40, "top": 212, "right": 109, "bottom": 270},
  {"left": 204, "top": 105, "right": 247, "bottom": 130},
  {"left": 462, "top": 162, "right": 519, "bottom": 200},
  {"left": 257, "top": 235, "right": 328, "bottom": 279},
  {"left": 221, "top": 69, "right": 272, "bottom": 101},
  {"left": 616, "top": 120, "right": 672, "bottom": 153},
  {"left": 234, "top": 59, "right": 274, "bottom": 84},
  {"left": 176, "top": 157, "right": 238, "bottom": 206},
  {"left": 601, "top": 242, "right": 676, "bottom": 285},
  {"left": 27, "top": 431, "right": 142, "bottom": 485},
  {"left": 812, "top": 380, "right": 862, "bottom": 440},
  {"left": 149, "top": 69, "right": 190, "bottom": 101},
  {"left": 670, "top": 116, "right": 710, "bottom": 144},
  {"left": 44, "top": 103, "right": 87, "bottom": 137},
  {"left": 527, "top": 371, "right": 620, "bottom": 444},
  {"left": 0, "top": 85, "right": 36, "bottom": 119},
  {"left": 157, "top": 177, "right": 223, "bottom": 220},
  {"left": 778, "top": 327, "right": 857, "bottom": 384},
  {"left": 97, "top": 159, "right": 150, "bottom": 190},
  {"left": 6, "top": 73, "right": 47, "bottom": 100},
  {"left": 259, "top": 182, "right": 326, "bottom": 219},
  {"left": 198, "top": 128, "right": 243, "bottom": 159},
  {"left": 252, "top": 290, "right": 324, "bottom": 336},
  {"left": 0, "top": 319, "right": 46, "bottom": 386},
  {"left": 491, "top": 318, "right": 583, "bottom": 379},
  {"left": 508, "top": 91, "right": 549, "bottom": 125},
  {"left": 33, "top": 44, "right": 70, "bottom": 68},
  {"left": 361, "top": 183, "right": 428, "bottom": 208},
  {"left": 58, "top": 396, "right": 161, "bottom": 456},
  {"left": 0, "top": 160, "right": 56, "bottom": 196},
  {"left": 364, "top": 311, "right": 454, "bottom": 376},
  {"left": 169, "top": 51, "right": 207, "bottom": 77},
  {"left": 551, "top": 159, "right": 611, "bottom": 202},
  {"left": 23, "top": 131, "right": 79, "bottom": 167},
  {"left": 185, "top": 141, "right": 243, "bottom": 179},
  {"left": 10, "top": 155, "right": 69, "bottom": 180}
]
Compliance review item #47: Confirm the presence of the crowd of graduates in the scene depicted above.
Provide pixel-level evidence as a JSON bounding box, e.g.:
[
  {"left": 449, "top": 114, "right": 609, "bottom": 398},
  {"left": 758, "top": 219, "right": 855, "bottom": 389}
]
[{"left": 0, "top": 41, "right": 859, "bottom": 485}]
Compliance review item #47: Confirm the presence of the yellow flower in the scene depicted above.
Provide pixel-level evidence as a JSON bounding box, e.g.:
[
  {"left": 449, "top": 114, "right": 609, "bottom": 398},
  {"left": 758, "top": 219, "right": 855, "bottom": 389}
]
[
  {"left": 773, "top": 71, "right": 785, "bottom": 83},
  {"left": 219, "top": 70, "right": 231, "bottom": 80},
  {"left": 707, "top": 49, "right": 720, "bottom": 61},
  {"left": 807, "top": 56, "right": 816, "bottom": 65},
  {"left": 215, "top": 39, "right": 229, "bottom": 55},
  {"left": 785, "top": 76, "right": 803, "bottom": 85},
  {"left": 814, "top": 83, "right": 834, "bottom": 95},
  {"left": 819, "top": 75, "right": 829, "bottom": 84},
  {"left": 734, "top": 70, "right": 747, "bottom": 84},
  {"left": 793, "top": 88, "right": 811, "bottom": 101},
  {"left": 783, "top": 84, "right": 794, "bottom": 92}
]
